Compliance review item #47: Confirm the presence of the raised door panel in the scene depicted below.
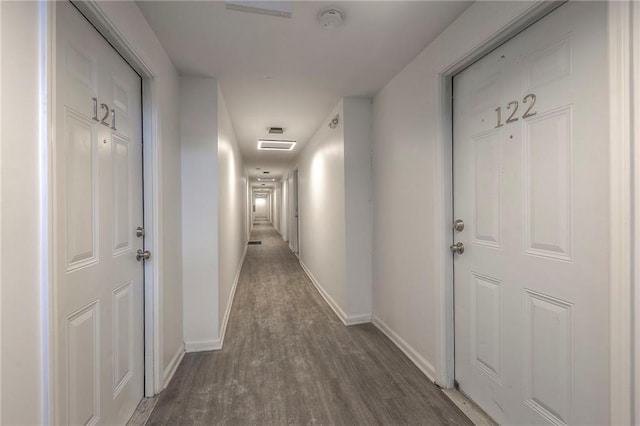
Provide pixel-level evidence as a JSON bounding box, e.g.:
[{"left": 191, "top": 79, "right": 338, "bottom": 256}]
[
  {"left": 67, "top": 302, "right": 100, "bottom": 426},
  {"left": 470, "top": 273, "right": 502, "bottom": 383},
  {"left": 524, "top": 290, "right": 573, "bottom": 424},
  {"left": 473, "top": 131, "right": 502, "bottom": 248},
  {"left": 113, "top": 283, "right": 133, "bottom": 398},
  {"left": 65, "top": 43, "right": 96, "bottom": 93},
  {"left": 112, "top": 76, "right": 130, "bottom": 116},
  {"left": 524, "top": 34, "right": 572, "bottom": 90},
  {"left": 65, "top": 108, "right": 98, "bottom": 271},
  {"left": 112, "top": 134, "right": 131, "bottom": 256},
  {"left": 523, "top": 106, "right": 573, "bottom": 261}
]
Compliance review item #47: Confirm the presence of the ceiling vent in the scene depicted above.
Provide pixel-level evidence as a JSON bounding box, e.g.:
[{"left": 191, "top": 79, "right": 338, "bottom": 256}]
[
  {"left": 268, "top": 127, "right": 284, "bottom": 134},
  {"left": 257, "top": 139, "right": 296, "bottom": 151}
]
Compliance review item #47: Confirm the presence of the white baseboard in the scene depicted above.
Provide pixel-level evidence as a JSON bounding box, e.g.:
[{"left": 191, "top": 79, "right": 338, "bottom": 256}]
[
  {"left": 162, "top": 343, "right": 185, "bottom": 389},
  {"left": 184, "top": 339, "right": 221, "bottom": 353},
  {"left": 299, "top": 259, "right": 372, "bottom": 327},
  {"left": 183, "top": 245, "right": 247, "bottom": 355},
  {"left": 299, "top": 259, "right": 349, "bottom": 324},
  {"left": 219, "top": 244, "right": 247, "bottom": 348},
  {"left": 372, "top": 315, "right": 437, "bottom": 382},
  {"left": 345, "top": 313, "right": 372, "bottom": 325}
]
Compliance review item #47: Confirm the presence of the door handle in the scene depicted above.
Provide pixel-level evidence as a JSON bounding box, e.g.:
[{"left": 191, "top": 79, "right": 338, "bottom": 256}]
[
  {"left": 136, "top": 249, "right": 151, "bottom": 262},
  {"left": 450, "top": 242, "right": 464, "bottom": 255}
]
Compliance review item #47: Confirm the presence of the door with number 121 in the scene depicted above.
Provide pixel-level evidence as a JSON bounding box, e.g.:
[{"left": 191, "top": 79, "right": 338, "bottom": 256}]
[{"left": 55, "top": 2, "right": 145, "bottom": 424}]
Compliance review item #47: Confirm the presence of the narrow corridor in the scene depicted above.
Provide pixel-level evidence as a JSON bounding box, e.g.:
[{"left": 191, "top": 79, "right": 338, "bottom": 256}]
[{"left": 146, "top": 224, "right": 472, "bottom": 425}]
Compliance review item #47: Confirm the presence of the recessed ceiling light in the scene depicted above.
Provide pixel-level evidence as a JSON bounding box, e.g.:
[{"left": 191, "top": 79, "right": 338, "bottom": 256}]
[
  {"left": 225, "top": 1, "right": 292, "bottom": 18},
  {"left": 257, "top": 178, "right": 276, "bottom": 182},
  {"left": 257, "top": 139, "right": 296, "bottom": 151}
]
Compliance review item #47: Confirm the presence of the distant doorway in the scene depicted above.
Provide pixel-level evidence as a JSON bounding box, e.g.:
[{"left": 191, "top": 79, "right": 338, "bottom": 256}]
[{"left": 290, "top": 169, "right": 300, "bottom": 255}]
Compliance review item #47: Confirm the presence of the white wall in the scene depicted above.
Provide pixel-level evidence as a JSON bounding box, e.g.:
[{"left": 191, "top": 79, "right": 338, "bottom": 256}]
[
  {"left": 371, "top": 1, "right": 550, "bottom": 383},
  {"left": 182, "top": 80, "right": 247, "bottom": 351},
  {"left": 293, "top": 98, "right": 373, "bottom": 324},
  {"left": 343, "top": 98, "right": 373, "bottom": 320},
  {"left": 1, "top": 3, "right": 42, "bottom": 423},
  {"left": 296, "top": 101, "right": 347, "bottom": 314},
  {"left": 0, "top": 0, "right": 184, "bottom": 421},
  {"left": 217, "top": 84, "right": 247, "bottom": 338},
  {"left": 181, "top": 78, "right": 219, "bottom": 351}
]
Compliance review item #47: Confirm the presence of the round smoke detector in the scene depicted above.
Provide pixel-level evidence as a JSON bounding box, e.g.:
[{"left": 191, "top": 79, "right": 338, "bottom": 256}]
[{"left": 319, "top": 8, "right": 344, "bottom": 28}]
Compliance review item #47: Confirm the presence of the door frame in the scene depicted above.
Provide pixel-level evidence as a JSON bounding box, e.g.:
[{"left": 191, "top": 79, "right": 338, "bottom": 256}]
[
  {"left": 634, "top": 4, "right": 640, "bottom": 422},
  {"left": 434, "top": 1, "right": 639, "bottom": 424},
  {"left": 43, "top": 1, "right": 163, "bottom": 422}
]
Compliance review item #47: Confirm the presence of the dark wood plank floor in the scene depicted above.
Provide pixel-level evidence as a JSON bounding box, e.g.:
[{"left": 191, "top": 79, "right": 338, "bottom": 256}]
[{"left": 146, "top": 224, "right": 472, "bottom": 425}]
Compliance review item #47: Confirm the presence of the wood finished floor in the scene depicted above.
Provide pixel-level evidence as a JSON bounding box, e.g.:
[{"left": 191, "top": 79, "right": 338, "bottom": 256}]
[{"left": 146, "top": 224, "right": 473, "bottom": 425}]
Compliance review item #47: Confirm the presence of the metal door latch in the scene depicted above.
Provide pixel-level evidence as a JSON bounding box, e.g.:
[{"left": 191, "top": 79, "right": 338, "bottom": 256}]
[
  {"left": 450, "top": 242, "right": 465, "bottom": 255},
  {"left": 136, "top": 226, "right": 145, "bottom": 238},
  {"left": 136, "top": 249, "right": 151, "bottom": 262}
]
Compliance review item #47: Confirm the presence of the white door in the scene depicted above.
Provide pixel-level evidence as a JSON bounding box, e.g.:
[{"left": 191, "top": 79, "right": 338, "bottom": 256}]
[
  {"left": 291, "top": 169, "right": 299, "bottom": 254},
  {"left": 281, "top": 181, "right": 288, "bottom": 241},
  {"left": 453, "top": 3, "right": 609, "bottom": 424},
  {"left": 55, "top": 2, "right": 144, "bottom": 424}
]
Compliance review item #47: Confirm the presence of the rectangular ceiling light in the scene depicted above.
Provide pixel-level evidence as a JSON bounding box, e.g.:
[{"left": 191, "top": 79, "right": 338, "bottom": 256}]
[
  {"left": 257, "top": 139, "right": 296, "bottom": 151},
  {"left": 225, "top": 1, "right": 292, "bottom": 18},
  {"left": 257, "top": 178, "right": 276, "bottom": 182}
]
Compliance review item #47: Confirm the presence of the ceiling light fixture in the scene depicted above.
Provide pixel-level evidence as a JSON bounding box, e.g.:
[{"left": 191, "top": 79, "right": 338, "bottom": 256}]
[
  {"left": 319, "top": 7, "right": 344, "bottom": 28},
  {"left": 258, "top": 178, "right": 276, "bottom": 182},
  {"left": 257, "top": 139, "right": 296, "bottom": 151}
]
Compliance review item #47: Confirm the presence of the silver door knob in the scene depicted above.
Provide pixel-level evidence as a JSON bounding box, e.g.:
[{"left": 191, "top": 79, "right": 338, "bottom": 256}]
[
  {"left": 450, "top": 242, "right": 464, "bottom": 255},
  {"left": 136, "top": 249, "right": 151, "bottom": 262},
  {"left": 453, "top": 219, "right": 464, "bottom": 232}
]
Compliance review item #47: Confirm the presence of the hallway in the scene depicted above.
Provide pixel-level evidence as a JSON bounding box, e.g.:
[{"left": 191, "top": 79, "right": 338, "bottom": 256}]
[{"left": 146, "top": 224, "right": 472, "bottom": 425}]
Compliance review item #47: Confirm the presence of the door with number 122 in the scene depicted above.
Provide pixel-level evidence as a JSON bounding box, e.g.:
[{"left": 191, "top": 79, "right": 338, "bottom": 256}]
[{"left": 453, "top": 2, "right": 609, "bottom": 424}]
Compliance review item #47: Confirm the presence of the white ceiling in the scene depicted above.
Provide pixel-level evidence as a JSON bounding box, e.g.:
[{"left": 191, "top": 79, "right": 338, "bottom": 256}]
[{"left": 137, "top": 1, "right": 472, "bottom": 184}]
